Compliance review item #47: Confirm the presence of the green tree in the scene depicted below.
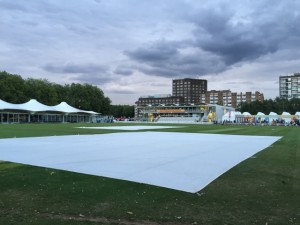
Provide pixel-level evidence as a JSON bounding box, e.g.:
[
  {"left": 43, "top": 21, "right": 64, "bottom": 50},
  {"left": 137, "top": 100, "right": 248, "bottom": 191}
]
[
  {"left": 0, "top": 71, "right": 27, "bottom": 103},
  {"left": 24, "top": 78, "right": 58, "bottom": 105},
  {"left": 64, "top": 83, "right": 111, "bottom": 114},
  {"left": 109, "top": 105, "right": 134, "bottom": 118},
  {"left": 240, "top": 97, "right": 300, "bottom": 115}
]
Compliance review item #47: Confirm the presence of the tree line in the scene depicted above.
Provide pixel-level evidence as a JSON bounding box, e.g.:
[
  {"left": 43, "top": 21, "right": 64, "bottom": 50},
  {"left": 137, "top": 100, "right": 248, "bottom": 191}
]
[
  {"left": 0, "top": 71, "right": 134, "bottom": 117},
  {"left": 3, "top": 70, "right": 298, "bottom": 117},
  {"left": 239, "top": 98, "right": 300, "bottom": 115}
]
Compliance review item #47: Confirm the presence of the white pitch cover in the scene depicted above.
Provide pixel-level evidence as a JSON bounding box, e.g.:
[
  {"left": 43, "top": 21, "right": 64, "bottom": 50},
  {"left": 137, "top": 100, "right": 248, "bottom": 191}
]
[{"left": 0, "top": 132, "right": 281, "bottom": 193}]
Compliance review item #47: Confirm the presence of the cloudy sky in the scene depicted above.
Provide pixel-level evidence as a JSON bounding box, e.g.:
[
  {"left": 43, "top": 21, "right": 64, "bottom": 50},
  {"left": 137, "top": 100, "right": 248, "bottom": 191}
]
[{"left": 1, "top": 0, "right": 300, "bottom": 104}]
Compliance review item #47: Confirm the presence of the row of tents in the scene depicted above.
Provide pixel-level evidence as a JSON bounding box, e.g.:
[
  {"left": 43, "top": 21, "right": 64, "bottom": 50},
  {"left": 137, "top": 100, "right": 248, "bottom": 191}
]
[
  {"left": 222, "top": 111, "right": 300, "bottom": 125},
  {"left": 0, "top": 99, "right": 100, "bottom": 123}
]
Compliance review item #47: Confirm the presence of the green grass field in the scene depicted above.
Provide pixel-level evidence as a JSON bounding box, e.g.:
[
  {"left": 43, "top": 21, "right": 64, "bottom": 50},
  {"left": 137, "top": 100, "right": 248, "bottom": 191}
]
[{"left": 0, "top": 123, "right": 299, "bottom": 225}]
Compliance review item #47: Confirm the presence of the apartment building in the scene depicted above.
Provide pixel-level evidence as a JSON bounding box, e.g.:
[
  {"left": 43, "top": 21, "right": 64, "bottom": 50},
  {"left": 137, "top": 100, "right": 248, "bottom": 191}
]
[
  {"left": 279, "top": 73, "right": 300, "bottom": 100},
  {"left": 200, "top": 90, "right": 264, "bottom": 108},
  {"left": 172, "top": 78, "right": 207, "bottom": 104}
]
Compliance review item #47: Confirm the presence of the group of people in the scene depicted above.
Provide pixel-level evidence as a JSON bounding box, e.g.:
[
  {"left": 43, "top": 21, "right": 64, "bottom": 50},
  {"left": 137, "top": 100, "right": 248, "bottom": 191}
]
[{"left": 222, "top": 118, "right": 300, "bottom": 126}]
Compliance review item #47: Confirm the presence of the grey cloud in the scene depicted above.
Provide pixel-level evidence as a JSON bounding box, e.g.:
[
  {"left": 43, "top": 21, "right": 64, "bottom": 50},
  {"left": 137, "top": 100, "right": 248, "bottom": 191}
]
[
  {"left": 109, "top": 89, "right": 136, "bottom": 94},
  {"left": 200, "top": 40, "right": 275, "bottom": 65},
  {"left": 73, "top": 73, "right": 113, "bottom": 85},
  {"left": 43, "top": 63, "right": 114, "bottom": 84},
  {"left": 1, "top": 0, "right": 300, "bottom": 103},
  {"left": 125, "top": 1, "right": 300, "bottom": 79},
  {"left": 0, "top": 1, "right": 28, "bottom": 12},
  {"left": 114, "top": 67, "right": 134, "bottom": 76},
  {"left": 125, "top": 40, "right": 226, "bottom": 78},
  {"left": 225, "top": 81, "right": 254, "bottom": 85},
  {"left": 43, "top": 63, "right": 109, "bottom": 74},
  {"left": 191, "top": 1, "right": 300, "bottom": 65},
  {"left": 125, "top": 40, "right": 179, "bottom": 62}
]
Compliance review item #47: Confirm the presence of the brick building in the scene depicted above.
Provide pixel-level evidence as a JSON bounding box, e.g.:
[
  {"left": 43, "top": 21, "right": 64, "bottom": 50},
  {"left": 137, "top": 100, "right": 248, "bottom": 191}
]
[
  {"left": 200, "top": 90, "right": 264, "bottom": 108},
  {"left": 172, "top": 78, "right": 207, "bottom": 104}
]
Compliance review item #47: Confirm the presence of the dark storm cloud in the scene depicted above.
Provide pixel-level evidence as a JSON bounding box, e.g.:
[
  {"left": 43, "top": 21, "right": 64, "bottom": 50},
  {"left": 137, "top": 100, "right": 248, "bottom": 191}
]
[
  {"left": 191, "top": 7, "right": 274, "bottom": 64},
  {"left": 125, "top": 40, "right": 226, "bottom": 77},
  {"left": 194, "top": 1, "right": 300, "bottom": 64},
  {"left": 125, "top": 41, "right": 179, "bottom": 62},
  {"left": 125, "top": 0, "right": 300, "bottom": 78}
]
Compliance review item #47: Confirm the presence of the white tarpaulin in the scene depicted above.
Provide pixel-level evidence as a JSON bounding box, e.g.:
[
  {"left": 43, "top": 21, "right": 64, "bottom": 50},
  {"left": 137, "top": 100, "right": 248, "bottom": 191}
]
[
  {"left": 0, "top": 132, "right": 281, "bottom": 193},
  {"left": 77, "top": 126, "right": 182, "bottom": 130}
]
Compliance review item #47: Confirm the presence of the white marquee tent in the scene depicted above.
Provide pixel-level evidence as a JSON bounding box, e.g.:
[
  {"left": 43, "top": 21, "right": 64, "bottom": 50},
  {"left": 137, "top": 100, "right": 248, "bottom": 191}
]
[
  {"left": 0, "top": 99, "right": 100, "bottom": 123},
  {"left": 226, "top": 111, "right": 300, "bottom": 125}
]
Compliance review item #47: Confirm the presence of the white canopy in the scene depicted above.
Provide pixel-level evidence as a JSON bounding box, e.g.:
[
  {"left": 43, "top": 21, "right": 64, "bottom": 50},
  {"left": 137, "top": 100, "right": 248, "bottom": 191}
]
[
  {"left": 257, "top": 112, "right": 265, "bottom": 116},
  {"left": 17, "top": 99, "right": 53, "bottom": 112},
  {"left": 52, "top": 102, "right": 85, "bottom": 113},
  {"left": 0, "top": 99, "right": 99, "bottom": 114},
  {"left": 280, "top": 112, "right": 291, "bottom": 123},
  {"left": 222, "top": 111, "right": 241, "bottom": 122},
  {"left": 242, "top": 112, "right": 251, "bottom": 116},
  {"left": 0, "top": 99, "right": 18, "bottom": 110}
]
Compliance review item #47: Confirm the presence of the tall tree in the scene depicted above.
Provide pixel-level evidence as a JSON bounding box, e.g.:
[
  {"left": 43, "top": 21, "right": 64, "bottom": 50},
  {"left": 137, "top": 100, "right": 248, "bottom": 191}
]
[
  {"left": 0, "top": 71, "right": 27, "bottom": 103},
  {"left": 24, "top": 78, "right": 58, "bottom": 105}
]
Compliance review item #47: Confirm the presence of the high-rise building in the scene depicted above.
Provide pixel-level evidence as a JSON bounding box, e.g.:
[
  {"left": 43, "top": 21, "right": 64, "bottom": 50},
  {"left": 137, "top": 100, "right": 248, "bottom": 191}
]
[
  {"left": 200, "top": 90, "right": 264, "bottom": 108},
  {"left": 172, "top": 78, "right": 207, "bottom": 104},
  {"left": 279, "top": 73, "right": 300, "bottom": 100}
]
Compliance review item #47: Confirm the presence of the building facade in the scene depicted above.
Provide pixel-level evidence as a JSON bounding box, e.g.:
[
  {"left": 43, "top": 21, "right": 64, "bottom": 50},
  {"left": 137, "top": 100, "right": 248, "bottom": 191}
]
[
  {"left": 134, "top": 103, "right": 235, "bottom": 123},
  {"left": 200, "top": 90, "right": 264, "bottom": 108},
  {"left": 279, "top": 73, "right": 300, "bottom": 100},
  {"left": 135, "top": 94, "right": 184, "bottom": 106},
  {"left": 172, "top": 78, "right": 207, "bottom": 104}
]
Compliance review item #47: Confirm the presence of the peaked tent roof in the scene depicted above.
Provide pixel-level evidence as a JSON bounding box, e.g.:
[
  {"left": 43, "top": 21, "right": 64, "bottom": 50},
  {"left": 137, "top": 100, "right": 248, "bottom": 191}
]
[
  {"left": 52, "top": 102, "right": 89, "bottom": 114},
  {"left": 17, "top": 99, "right": 53, "bottom": 112},
  {"left": 0, "top": 99, "right": 20, "bottom": 110},
  {"left": 0, "top": 99, "right": 100, "bottom": 114}
]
